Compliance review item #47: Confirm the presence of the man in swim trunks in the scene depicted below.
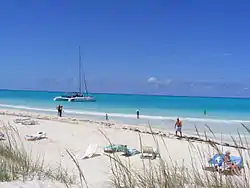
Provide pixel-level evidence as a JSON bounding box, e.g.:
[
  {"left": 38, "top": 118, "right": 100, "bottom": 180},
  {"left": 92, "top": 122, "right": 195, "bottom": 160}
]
[{"left": 175, "top": 118, "right": 182, "bottom": 137}]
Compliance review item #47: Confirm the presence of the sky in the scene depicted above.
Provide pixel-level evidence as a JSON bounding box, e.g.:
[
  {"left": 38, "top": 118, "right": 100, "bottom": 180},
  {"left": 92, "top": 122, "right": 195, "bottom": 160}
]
[{"left": 0, "top": 0, "right": 250, "bottom": 97}]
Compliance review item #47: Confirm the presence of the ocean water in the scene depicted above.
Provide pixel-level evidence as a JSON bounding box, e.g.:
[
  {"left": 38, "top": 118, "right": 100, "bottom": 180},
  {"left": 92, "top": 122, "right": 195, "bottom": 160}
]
[{"left": 0, "top": 89, "right": 250, "bottom": 136}]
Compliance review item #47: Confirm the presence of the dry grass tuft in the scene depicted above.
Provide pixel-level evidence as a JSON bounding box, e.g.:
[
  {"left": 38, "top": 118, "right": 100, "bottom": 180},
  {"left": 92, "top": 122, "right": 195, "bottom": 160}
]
[
  {"left": 0, "top": 121, "right": 76, "bottom": 187},
  {"left": 105, "top": 123, "right": 250, "bottom": 188}
]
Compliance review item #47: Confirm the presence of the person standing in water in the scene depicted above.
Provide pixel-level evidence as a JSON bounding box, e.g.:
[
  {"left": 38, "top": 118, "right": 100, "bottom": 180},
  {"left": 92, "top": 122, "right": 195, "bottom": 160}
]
[
  {"left": 136, "top": 109, "right": 140, "bottom": 119},
  {"left": 105, "top": 113, "right": 109, "bottom": 121},
  {"left": 175, "top": 118, "right": 183, "bottom": 137},
  {"left": 204, "top": 109, "right": 207, "bottom": 116}
]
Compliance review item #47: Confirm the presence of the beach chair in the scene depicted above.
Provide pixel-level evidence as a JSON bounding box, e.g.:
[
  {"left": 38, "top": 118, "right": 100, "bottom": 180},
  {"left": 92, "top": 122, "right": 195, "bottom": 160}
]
[
  {"left": 25, "top": 132, "right": 47, "bottom": 141},
  {"left": 22, "top": 120, "right": 39, "bottom": 125},
  {"left": 14, "top": 118, "right": 38, "bottom": 125},
  {"left": 140, "top": 146, "right": 158, "bottom": 160},
  {"left": 82, "top": 144, "right": 98, "bottom": 159},
  {"left": 14, "top": 118, "right": 31, "bottom": 124}
]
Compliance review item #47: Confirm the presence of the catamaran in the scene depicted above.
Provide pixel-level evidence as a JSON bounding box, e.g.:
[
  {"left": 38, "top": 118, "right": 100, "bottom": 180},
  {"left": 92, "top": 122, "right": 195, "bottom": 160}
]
[{"left": 53, "top": 47, "right": 96, "bottom": 102}]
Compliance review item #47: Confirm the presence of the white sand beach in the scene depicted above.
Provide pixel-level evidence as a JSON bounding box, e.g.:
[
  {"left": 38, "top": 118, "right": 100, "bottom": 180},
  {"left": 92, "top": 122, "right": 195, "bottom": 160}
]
[{"left": 0, "top": 109, "right": 248, "bottom": 188}]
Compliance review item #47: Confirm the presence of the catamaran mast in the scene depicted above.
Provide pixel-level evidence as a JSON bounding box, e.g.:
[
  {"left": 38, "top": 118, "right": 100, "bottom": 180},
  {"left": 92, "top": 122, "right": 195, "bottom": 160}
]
[
  {"left": 83, "top": 71, "right": 89, "bottom": 96},
  {"left": 78, "top": 46, "right": 82, "bottom": 94},
  {"left": 78, "top": 46, "right": 89, "bottom": 96}
]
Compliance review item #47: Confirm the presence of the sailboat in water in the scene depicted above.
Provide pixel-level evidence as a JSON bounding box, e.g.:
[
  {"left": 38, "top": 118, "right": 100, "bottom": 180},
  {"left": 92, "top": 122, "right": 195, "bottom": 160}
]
[{"left": 53, "top": 47, "right": 96, "bottom": 102}]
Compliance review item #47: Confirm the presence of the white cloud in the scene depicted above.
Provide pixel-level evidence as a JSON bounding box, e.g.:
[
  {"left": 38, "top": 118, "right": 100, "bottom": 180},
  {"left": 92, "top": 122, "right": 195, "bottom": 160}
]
[
  {"left": 147, "top": 77, "right": 172, "bottom": 87},
  {"left": 147, "top": 77, "right": 159, "bottom": 83}
]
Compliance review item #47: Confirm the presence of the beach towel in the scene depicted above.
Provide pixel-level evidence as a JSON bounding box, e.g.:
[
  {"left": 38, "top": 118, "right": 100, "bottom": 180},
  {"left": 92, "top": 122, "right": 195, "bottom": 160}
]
[
  {"left": 104, "top": 144, "right": 127, "bottom": 153},
  {"left": 123, "top": 148, "right": 140, "bottom": 157},
  {"left": 209, "top": 153, "right": 243, "bottom": 169},
  {"left": 82, "top": 144, "right": 98, "bottom": 159},
  {"left": 25, "top": 132, "right": 47, "bottom": 141}
]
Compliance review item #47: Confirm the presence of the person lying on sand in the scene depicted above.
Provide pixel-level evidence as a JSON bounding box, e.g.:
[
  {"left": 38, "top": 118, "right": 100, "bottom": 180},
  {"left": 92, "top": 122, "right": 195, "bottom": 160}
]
[{"left": 175, "top": 118, "right": 183, "bottom": 137}]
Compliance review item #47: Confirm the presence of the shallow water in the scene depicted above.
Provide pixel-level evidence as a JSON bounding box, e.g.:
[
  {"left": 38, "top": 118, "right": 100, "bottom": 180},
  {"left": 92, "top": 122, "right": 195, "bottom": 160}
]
[{"left": 0, "top": 89, "right": 250, "bottom": 135}]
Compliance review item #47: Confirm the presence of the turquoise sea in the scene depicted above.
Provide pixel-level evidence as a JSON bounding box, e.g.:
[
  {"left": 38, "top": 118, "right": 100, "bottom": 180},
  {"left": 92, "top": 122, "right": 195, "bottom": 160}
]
[{"left": 0, "top": 89, "right": 249, "bottom": 136}]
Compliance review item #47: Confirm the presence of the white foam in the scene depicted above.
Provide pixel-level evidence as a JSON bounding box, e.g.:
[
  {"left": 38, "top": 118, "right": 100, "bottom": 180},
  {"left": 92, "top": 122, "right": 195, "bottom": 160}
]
[
  {"left": 0, "top": 104, "right": 57, "bottom": 113},
  {"left": 0, "top": 103, "right": 249, "bottom": 124}
]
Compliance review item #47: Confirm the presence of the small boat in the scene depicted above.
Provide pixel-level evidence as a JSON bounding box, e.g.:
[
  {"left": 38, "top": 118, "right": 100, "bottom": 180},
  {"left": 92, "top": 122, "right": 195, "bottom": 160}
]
[{"left": 54, "top": 47, "right": 96, "bottom": 102}]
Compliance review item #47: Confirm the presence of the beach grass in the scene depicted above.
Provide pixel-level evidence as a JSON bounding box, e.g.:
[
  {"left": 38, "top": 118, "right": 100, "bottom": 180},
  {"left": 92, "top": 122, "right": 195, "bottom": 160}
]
[
  {"left": 103, "top": 123, "right": 250, "bottom": 188},
  {"left": 0, "top": 121, "right": 75, "bottom": 186}
]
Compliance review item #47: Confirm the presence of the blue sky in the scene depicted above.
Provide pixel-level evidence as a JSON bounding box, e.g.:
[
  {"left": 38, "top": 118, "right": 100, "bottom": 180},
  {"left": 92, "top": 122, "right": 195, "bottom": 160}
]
[{"left": 0, "top": 0, "right": 250, "bottom": 97}]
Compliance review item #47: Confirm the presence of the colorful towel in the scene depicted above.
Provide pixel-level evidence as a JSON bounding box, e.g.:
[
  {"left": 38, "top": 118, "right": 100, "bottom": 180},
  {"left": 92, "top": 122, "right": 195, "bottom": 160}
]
[
  {"left": 104, "top": 144, "right": 127, "bottom": 153},
  {"left": 123, "top": 148, "right": 140, "bottom": 156},
  {"left": 209, "top": 153, "right": 243, "bottom": 169}
]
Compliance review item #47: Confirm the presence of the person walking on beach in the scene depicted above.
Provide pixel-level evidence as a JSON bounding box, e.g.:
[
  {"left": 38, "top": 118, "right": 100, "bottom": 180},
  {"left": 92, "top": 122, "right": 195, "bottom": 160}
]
[
  {"left": 57, "top": 105, "right": 63, "bottom": 117},
  {"left": 136, "top": 109, "right": 140, "bottom": 119},
  {"left": 175, "top": 118, "right": 182, "bottom": 137},
  {"left": 59, "top": 105, "right": 63, "bottom": 117}
]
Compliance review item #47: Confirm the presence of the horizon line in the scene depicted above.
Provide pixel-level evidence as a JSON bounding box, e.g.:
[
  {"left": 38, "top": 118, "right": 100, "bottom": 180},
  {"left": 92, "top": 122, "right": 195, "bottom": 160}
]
[{"left": 0, "top": 88, "right": 249, "bottom": 100}]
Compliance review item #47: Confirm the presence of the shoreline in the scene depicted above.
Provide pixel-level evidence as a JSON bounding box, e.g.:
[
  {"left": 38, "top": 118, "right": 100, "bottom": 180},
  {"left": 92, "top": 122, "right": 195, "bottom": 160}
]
[
  {"left": 1, "top": 103, "right": 250, "bottom": 124},
  {"left": 0, "top": 108, "right": 247, "bottom": 150}
]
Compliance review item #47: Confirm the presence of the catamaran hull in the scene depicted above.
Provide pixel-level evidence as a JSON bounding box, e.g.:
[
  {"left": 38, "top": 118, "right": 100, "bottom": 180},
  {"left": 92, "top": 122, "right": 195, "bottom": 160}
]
[
  {"left": 53, "top": 97, "right": 71, "bottom": 101},
  {"left": 53, "top": 96, "right": 96, "bottom": 102},
  {"left": 69, "top": 99, "right": 96, "bottom": 102},
  {"left": 69, "top": 97, "right": 96, "bottom": 102}
]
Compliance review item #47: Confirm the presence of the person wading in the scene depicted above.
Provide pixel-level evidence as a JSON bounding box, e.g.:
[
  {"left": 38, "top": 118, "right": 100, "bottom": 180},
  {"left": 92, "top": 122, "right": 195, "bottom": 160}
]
[
  {"left": 105, "top": 113, "right": 109, "bottom": 121},
  {"left": 136, "top": 109, "right": 140, "bottom": 119}
]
